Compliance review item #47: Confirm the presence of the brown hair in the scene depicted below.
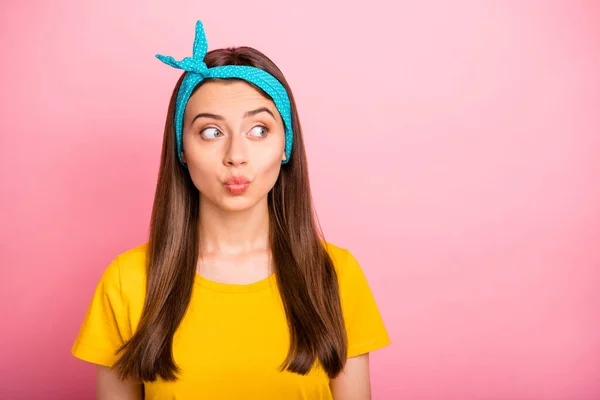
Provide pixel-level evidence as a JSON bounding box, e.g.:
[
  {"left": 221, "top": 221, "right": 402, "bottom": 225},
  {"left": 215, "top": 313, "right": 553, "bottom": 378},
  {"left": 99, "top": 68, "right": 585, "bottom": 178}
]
[{"left": 112, "top": 47, "right": 347, "bottom": 382}]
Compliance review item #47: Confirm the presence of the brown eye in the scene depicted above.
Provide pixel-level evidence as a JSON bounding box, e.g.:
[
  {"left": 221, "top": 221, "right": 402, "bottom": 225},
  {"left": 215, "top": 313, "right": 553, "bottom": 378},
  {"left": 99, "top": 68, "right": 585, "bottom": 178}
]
[
  {"left": 201, "top": 127, "right": 223, "bottom": 139},
  {"left": 249, "top": 126, "right": 268, "bottom": 138}
]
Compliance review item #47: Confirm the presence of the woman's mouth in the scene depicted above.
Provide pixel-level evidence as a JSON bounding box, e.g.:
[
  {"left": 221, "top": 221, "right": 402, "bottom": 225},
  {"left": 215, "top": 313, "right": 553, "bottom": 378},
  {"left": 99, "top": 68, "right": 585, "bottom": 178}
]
[{"left": 224, "top": 176, "right": 251, "bottom": 195}]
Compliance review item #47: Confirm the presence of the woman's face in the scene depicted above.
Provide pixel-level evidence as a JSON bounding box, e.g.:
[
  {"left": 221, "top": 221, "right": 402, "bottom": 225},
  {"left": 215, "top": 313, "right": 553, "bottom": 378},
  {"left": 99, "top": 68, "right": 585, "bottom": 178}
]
[{"left": 182, "top": 80, "right": 287, "bottom": 212}]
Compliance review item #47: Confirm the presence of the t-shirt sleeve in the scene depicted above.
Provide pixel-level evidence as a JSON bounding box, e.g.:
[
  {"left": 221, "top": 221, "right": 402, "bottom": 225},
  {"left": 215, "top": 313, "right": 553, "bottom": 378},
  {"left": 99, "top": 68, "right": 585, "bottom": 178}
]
[
  {"left": 71, "top": 257, "right": 131, "bottom": 367},
  {"left": 338, "top": 249, "right": 391, "bottom": 358}
]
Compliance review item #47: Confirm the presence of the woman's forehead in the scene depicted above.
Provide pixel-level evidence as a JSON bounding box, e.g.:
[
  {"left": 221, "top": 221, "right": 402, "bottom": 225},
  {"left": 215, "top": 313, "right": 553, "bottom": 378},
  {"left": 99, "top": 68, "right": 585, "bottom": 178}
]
[
  {"left": 188, "top": 80, "right": 273, "bottom": 109},
  {"left": 185, "top": 80, "right": 280, "bottom": 124}
]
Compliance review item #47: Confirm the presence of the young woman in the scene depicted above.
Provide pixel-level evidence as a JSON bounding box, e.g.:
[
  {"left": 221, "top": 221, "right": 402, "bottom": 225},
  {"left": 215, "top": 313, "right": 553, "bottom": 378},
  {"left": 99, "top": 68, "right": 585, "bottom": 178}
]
[{"left": 72, "top": 20, "right": 390, "bottom": 400}]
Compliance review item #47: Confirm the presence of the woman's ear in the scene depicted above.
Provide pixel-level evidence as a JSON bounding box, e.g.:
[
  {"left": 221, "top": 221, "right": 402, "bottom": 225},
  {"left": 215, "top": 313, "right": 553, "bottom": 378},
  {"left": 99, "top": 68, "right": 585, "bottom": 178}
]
[
  {"left": 181, "top": 151, "right": 187, "bottom": 164},
  {"left": 281, "top": 150, "right": 287, "bottom": 162}
]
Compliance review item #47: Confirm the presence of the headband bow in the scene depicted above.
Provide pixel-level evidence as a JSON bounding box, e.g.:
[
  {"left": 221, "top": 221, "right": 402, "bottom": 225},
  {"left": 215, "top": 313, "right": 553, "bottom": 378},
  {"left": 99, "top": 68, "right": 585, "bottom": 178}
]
[
  {"left": 156, "top": 20, "right": 294, "bottom": 166},
  {"left": 156, "top": 56, "right": 210, "bottom": 77}
]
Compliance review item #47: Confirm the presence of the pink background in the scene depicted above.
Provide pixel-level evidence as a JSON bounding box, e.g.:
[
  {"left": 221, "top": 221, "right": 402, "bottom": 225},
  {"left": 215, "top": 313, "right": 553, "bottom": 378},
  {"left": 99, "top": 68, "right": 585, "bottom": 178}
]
[{"left": 1, "top": 1, "right": 599, "bottom": 399}]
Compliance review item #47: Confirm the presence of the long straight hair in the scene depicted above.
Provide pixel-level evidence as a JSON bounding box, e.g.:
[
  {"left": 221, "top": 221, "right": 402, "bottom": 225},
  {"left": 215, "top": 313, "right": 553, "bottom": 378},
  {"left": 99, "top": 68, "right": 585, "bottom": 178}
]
[{"left": 112, "top": 47, "right": 347, "bottom": 382}]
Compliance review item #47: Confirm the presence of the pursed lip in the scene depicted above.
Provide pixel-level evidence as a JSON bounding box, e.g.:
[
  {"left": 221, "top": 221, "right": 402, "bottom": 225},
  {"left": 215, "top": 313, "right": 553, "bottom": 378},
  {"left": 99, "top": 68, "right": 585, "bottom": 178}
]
[{"left": 224, "top": 176, "right": 251, "bottom": 185}]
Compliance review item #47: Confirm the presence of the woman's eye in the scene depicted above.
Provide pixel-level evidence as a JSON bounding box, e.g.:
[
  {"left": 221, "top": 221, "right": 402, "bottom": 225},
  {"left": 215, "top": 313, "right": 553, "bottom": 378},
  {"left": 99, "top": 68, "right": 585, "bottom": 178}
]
[
  {"left": 200, "top": 127, "right": 222, "bottom": 139},
  {"left": 249, "top": 126, "right": 268, "bottom": 138}
]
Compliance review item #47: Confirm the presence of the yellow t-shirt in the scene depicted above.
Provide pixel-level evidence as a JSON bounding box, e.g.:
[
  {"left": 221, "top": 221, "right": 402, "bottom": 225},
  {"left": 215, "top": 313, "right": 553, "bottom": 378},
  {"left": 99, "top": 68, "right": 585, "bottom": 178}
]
[{"left": 71, "top": 242, "right": 390, "bottom": 399}]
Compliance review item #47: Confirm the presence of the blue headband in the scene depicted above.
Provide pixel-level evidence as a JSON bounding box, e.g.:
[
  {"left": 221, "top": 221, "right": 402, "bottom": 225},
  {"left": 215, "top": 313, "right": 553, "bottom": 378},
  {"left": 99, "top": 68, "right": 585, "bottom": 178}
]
[{"left": 156, "top": 20, "right": 293, "bottom": 166}]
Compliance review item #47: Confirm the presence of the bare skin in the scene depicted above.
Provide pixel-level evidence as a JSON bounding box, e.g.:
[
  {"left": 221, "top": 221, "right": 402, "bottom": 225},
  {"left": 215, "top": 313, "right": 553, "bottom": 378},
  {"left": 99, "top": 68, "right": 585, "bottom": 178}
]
[{"left": 96, "top": 365, "right": 142, "bottom": 399}]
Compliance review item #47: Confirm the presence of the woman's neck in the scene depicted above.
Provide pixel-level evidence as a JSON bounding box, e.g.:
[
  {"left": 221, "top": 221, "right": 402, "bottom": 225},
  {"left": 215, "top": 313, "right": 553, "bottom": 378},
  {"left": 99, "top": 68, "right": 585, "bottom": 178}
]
[{"left": 197, "top": 197, "right": 270, "bottom": 255}]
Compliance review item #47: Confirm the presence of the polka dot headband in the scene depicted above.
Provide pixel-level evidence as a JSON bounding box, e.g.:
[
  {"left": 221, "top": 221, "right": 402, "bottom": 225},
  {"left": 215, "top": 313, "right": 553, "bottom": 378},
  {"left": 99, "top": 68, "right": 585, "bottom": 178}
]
[{"left": 156, "top": 20, "right": 294, "bottom": 166}]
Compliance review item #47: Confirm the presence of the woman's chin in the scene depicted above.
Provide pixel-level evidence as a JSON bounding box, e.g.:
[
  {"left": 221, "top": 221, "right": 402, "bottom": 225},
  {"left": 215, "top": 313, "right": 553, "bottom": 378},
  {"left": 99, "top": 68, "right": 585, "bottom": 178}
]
[
  {"left": 216, "top": 196, "right": 260, "bottom": 213},
  {"left": 199, "top": 188, "right": 269, "bottom": 213}
]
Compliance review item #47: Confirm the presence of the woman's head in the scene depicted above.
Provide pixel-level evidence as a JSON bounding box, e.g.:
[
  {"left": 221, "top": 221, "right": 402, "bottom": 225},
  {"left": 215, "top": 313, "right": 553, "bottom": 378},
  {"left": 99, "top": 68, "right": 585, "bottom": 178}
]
[
  {"left": 180, "top": 47, "right": 290, "bottom": 213},
  {"left": 158, "top": 45, "right": 307, "bottom": 216}
]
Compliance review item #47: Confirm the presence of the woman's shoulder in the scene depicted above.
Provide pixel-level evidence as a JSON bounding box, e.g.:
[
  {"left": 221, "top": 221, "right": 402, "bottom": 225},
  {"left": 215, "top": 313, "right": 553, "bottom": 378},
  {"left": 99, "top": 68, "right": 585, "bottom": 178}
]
[
  {"left": 114, "top": 242, "right": 149, "bottom": 269},
  {"left": 322, "top": 241, "right": 348, "bottom": 260},
  {"left": 322, "top": 241, "right": 361, "bottom": 279},
  {"left": 100, "top": 242, "right": 149, "bottom": 295}
]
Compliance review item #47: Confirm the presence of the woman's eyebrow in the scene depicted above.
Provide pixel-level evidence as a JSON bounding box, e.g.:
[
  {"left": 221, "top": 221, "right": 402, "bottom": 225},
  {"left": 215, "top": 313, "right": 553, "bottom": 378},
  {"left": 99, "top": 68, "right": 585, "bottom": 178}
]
[
  {"left": 191, "top": 107, "right": 276, "bottom": 125},
  {"left": 191, "top": 112, "right": 224, "bottom": 124},
  {"left": 244, "top": 107, "right": 275, "bottom": 120}
]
